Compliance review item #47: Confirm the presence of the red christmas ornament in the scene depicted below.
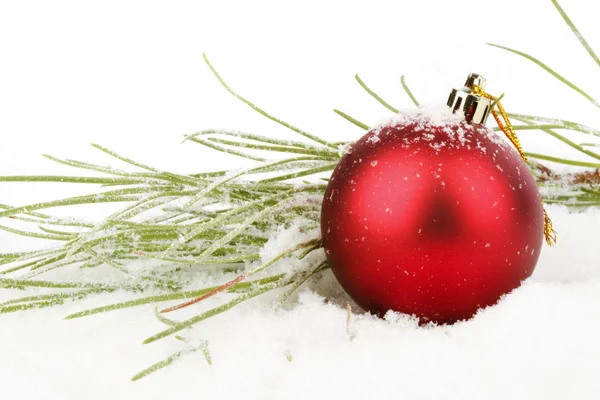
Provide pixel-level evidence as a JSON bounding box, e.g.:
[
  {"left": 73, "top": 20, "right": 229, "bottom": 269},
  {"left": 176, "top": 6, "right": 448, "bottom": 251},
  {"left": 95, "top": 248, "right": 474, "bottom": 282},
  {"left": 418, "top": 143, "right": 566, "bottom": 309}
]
[{"left": 321, "top": 74, "right": 545, "bottom": 324}]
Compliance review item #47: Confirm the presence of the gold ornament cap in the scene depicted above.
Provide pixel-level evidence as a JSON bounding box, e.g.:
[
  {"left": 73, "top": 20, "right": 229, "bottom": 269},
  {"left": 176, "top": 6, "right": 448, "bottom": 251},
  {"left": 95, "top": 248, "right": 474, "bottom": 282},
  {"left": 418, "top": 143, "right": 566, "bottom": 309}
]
[{"left": 447, "top": 73, "right": 493, "bottom": 125}]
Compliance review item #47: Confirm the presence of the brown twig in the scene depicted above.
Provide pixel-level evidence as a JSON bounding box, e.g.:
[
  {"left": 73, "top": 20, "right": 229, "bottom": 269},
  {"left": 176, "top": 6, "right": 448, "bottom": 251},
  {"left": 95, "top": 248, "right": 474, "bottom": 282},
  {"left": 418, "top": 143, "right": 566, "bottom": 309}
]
[
  {"left": 160, "top": 274, "right": 246, "bottom": 313},
  {"left": 570, "top": 169, "right": 600, "bottom": 185},
  {"left": 346, "top": 303, "right": 352, "bottom": 335},
  {"left": 533, "top": 162, "right": 600, "bottom": 185}
]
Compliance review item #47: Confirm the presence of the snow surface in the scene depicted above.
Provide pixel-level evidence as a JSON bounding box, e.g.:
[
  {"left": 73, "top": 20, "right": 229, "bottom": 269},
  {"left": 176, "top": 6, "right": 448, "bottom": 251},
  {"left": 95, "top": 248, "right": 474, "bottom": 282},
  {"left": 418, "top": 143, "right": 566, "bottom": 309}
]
[{"left": 1, "top": 0, "right": 600, "bottom": 399}]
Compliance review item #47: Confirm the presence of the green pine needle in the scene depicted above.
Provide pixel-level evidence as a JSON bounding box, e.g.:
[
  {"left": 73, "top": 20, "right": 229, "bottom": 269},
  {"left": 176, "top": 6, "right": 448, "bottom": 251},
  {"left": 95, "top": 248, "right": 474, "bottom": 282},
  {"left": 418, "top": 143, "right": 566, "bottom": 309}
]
[
  {"left": 355, "top": 74, "right": 400, "bottom": 113},
  {"left": 551, "top": 0, "right": 600, "bottom": 69},
  {"left": 487, "top": 43, "right": 600, "bottom": 109},
  {"left": 400, "top": 75, "right": 421, "bottom": 107},
  {"left": 333, "top": 109, "right": 370, "bottom": 130}
]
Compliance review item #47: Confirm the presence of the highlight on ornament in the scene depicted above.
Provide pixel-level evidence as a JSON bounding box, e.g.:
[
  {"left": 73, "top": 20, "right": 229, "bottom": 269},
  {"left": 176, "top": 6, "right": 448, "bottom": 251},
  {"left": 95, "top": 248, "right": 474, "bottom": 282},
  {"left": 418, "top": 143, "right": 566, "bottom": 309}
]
[{"left": 0, "top": 0, "right": 598, "bottom": 381}]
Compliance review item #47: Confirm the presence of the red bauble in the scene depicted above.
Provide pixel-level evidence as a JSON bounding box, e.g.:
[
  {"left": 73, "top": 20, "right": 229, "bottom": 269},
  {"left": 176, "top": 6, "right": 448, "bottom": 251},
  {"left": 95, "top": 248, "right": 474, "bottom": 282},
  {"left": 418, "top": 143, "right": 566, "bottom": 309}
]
[{"left": 321, "top": 111, "right": 544, "bottom": 324}]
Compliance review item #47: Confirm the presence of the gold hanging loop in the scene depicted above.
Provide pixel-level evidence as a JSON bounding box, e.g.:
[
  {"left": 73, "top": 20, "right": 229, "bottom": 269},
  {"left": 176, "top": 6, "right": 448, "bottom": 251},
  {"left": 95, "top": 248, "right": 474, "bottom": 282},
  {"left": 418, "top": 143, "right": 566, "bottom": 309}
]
[{"left": 471, "top": 85, "right": 557, "bottom": 246}]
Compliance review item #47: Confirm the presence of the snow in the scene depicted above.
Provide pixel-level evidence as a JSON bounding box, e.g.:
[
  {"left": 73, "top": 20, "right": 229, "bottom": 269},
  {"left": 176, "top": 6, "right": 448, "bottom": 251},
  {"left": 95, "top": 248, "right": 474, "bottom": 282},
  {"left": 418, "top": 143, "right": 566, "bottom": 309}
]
[
  {"left": 1, "top": 213, "right": 600, "bottom": 399},
  {"left": 1, "top": 0, "right": 600, "bottom": 399},
  {"left": 259, "top": 222, "right": 321, "bottom": 277},
  {"left": 376, "top": 104, "right": 466, "bottom": 132},
  {"left": 366, "top": 104, "right": 511, "bottom": 160}
]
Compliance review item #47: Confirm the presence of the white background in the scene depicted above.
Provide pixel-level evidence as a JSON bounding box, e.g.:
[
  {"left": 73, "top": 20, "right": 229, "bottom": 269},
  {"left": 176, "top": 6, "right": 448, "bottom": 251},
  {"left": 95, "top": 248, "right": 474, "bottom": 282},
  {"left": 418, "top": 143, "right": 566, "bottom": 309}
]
[
  {"left": 1, "top": 1, "right": 599, "bottom": 399},
  {"left": 1, "top": 0, "right": 599, "bottom": 178}
]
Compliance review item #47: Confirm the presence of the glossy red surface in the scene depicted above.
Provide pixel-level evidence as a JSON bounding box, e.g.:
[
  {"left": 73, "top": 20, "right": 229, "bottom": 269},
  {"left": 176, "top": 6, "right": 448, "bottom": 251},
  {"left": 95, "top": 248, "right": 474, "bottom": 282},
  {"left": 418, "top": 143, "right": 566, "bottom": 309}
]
[{"left": 321, "top": 120, "right": 544, "bottom": 324}]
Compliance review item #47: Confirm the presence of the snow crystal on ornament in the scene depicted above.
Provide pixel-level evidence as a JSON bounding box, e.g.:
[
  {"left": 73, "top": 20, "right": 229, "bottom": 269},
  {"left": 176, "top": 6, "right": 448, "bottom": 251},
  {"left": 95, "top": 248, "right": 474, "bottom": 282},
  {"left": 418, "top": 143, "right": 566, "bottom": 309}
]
[
  {"left": 366, "top": 135, "right": 381, "bottom": 145},
  {"left": 366, "top": 103, "right": 509, "bottom": 155},
  {"left": 476, "top": 125, "right": 509, "bottom": 149},
  {"left": 374, "top": 103, "right": 464, "bottom": 131}
]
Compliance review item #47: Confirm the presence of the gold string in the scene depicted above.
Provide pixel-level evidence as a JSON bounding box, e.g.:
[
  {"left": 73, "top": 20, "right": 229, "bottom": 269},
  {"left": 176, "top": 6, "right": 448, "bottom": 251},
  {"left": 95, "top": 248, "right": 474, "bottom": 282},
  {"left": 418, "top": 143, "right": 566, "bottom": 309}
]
[{"left": 472, "top": 85, "right": 557, "bottom": 246}]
